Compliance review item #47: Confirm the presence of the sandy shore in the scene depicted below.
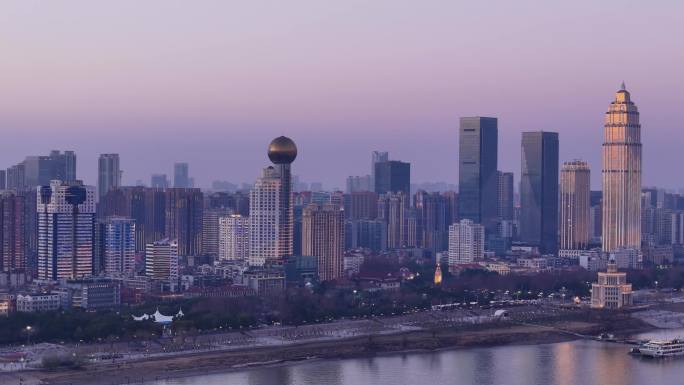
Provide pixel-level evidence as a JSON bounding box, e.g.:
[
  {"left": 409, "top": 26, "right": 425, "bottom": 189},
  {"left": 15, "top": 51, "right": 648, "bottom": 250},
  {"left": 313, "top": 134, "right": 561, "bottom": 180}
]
[{"left": 2, "top": 316, "right": 651, "bottom": 385}]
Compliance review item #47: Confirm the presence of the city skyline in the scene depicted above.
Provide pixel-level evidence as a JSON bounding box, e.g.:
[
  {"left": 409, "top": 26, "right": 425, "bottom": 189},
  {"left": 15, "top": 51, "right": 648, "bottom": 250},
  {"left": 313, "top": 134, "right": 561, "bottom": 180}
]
[{"left": 1, "top": 1, "right": 683, "bottom": 189}]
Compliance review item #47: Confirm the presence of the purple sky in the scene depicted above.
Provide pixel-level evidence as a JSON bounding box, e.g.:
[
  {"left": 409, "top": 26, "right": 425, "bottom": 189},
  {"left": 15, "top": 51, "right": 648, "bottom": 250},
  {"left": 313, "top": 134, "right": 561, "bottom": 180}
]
[{"left": 1, "top": 1, "right": 682, "bottom": 190}]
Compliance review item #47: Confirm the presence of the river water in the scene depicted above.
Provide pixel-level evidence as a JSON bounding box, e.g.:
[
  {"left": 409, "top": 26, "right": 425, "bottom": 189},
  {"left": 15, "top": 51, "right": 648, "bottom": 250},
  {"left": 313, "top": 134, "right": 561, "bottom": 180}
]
[{"left": 145, "top": 329, "right": 684, "bottom": 385}]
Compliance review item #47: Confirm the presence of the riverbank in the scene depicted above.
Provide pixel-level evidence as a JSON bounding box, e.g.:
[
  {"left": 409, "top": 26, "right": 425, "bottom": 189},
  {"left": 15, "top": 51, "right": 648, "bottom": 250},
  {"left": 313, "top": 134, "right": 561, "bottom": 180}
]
[{"left": 5, "top": 315, "right": 652, "bottom": 385}]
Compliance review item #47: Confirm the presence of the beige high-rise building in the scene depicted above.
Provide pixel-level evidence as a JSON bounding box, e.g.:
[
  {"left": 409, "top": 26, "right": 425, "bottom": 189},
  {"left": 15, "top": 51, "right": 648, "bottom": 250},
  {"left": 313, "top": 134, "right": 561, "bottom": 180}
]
[
  {"left": 560, "top": 160, "right": 591, "bottom": 250},
  {"left": 602, "top": 83, "right": 642, "bottom": 252},
  {"left": 448, "top": 219, "right": 484, "bottom": 270},
  {"left": 302, "top": 203, "right": 344, "bottom": 281}
]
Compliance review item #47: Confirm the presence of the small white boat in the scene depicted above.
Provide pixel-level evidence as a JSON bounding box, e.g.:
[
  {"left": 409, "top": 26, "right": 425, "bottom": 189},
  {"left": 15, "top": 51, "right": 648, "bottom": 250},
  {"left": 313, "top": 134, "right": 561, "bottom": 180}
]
[{"left": 638, "top": 339, "right": 684, "bottom": 358}]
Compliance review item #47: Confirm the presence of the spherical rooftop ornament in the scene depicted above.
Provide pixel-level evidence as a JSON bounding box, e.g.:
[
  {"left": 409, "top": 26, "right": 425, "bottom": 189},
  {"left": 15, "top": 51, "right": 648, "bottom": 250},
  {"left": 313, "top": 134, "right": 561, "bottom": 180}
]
[{"left": 267, "top": 136, "right": 297, "bottom": 164}]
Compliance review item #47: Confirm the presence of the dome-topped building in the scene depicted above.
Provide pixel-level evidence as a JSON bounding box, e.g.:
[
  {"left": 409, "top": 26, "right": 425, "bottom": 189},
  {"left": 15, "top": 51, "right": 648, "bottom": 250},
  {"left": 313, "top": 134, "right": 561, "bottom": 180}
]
[{"left": 268, "top": 136, "right": 297, "bottom": 164}]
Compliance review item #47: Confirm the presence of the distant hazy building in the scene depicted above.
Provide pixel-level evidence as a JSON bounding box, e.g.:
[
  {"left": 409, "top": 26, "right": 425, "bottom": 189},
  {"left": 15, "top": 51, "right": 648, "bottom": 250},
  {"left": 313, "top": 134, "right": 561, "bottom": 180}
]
[
  {"left": 173, "top": 163, "right": 190, "bottom": 188},
  {"left": 150, "top": 174, "right": 169, "bottom": 188},
  {"left": 346, "top": 175, "right": 372, "bottom": 193},
  {"left": 98, "top": 154, "right": 121, "bottom": 200},
  {"left": 0, "top": 192, "right": 25, "bottom": 272},
  {"left": 591, "top": 260, "right": 633, "bottom": 309},
  {"left": 497, "top": 171, "right": 514, "bottom": 220},
  {"left": 145, "top": 238, "right": 179, "bottom": 292},
  {"left": 346, "top": 220, "right": 387, "bottom": 252},
  {"left": 7, "top": 150, "right": 76, "bottom": 191},
  {"left": 347, "top": 191, "right": 379, "bottom": 220},
  {"left": 37, "top": 181, "right": 96, "bottom": 280},
  {"left": 371, "top": 151, "right": 389, "bottom": 192},
  {"left": 164, "top": 188, "right": 203, "bottom": 256},
  {"left": 218, "top": 215, "right": 249, "bottom": 261},
  {"left": 458, "top": 117, "right": 498, "bottom": 235},
  {"left": 602, "top": 84, "right": 642, "bottom": 252},
  {"left": 0, "top": 170, "right": 5, "bottom": 190},
  {"left": 97, "top": 217, "right": 136, "bottom": 276},
  {"left": 379, "top": 192, "right": 410, "bottom": 249},
  {"left": 448, "top": 219, "right": 484, "bottom": 268},
  {"left": 374, "top": 160, "right": 410, "bottom": 196},
  {"left": 560, "top": 160, "right": 591, "bottom": 250},
  {"left": 202, "top": 207, "right": 233, "bottom": 257},
  {"left": 415, "top": 191, "right": 450, "bottom": 253},
  {"left": 520, "top": 131, "right": 559, "bottom": 254},
  {"left": 302, "top": 203, "right": 345, "bottom": 281}
]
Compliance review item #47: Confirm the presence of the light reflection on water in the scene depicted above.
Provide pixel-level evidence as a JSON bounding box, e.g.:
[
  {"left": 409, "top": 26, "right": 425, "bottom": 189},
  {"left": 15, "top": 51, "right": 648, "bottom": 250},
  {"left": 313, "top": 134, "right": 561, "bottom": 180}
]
[{"left": 144, "top": 331, "right": 684, "bottom": 385}]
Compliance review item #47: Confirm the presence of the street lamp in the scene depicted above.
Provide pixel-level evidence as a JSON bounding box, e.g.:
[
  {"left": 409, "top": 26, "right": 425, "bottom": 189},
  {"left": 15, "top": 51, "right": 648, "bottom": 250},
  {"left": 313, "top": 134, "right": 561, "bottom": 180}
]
[{"left": 25, "top": 326, "right": 33, "bottom": 345}]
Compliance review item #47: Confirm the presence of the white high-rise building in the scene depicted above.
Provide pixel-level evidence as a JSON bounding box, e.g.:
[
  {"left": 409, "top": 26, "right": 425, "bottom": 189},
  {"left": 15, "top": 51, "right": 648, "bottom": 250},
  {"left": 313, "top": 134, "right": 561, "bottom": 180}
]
[
  {"left": 145, "top": 238, "right": 178, "bottom": 292},
  {"left": 249, "top": 166, "right": 283, "bottom": 266},
  {"left": 448, "top": 219, "right": 484, "bottom": 269},
  {"left": 219, "top": 215, "right": 250, "bottom": 261},
  {"left": 602, "top": 84, "right": 642, "bottom": 252},
  {"left": 37, "top": 180, "right": 96, "bottom": 280}
]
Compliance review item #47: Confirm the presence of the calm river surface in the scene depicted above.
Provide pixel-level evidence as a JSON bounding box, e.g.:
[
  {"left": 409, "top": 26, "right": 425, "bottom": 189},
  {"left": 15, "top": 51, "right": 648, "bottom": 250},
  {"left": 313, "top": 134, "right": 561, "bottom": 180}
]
[{"left": 145, "top": 329, "right": 684, "bottom": 385}]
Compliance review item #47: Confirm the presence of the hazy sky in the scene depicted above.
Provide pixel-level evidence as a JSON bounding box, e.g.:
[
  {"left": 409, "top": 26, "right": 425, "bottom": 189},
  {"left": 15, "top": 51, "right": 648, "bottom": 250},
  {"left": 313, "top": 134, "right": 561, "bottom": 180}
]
[{"left": 1, "top": 0, "right": 682, "bottom": 190}]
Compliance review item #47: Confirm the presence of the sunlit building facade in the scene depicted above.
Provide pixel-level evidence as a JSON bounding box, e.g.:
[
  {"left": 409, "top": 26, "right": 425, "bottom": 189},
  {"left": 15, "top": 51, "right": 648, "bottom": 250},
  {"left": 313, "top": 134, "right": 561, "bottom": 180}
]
[
  {"left": 560, "top": 160, "right": 591, "bottom": 250},
  {"left": 602, "top": 84, "right": 642, "bottom": 252}
]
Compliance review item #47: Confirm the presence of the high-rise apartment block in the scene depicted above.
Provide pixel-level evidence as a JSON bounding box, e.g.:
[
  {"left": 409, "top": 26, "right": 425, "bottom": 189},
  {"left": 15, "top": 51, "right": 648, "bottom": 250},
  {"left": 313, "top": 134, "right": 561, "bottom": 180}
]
[
  {"left": 97, "top": 217, "right": 136, "bottom": 276},
  {"left": 302, "top": 203, "right": 345, "bottom": 281},
  {"left": 497, "top": 171, "right": 514, "bottom": 220},
  {"left": 218, "top": 215, "right": 250, "bottom": 261},
  {"left": 448, "top": 219, "right": 484, "bottom": 268},
  {"left": 145, "top": 238, "right": 178, "bottom": 292},
  {"left": 37, "top": 181, "right": 96, "bottom": 280},
  {"left": 0, "top": 192, "right": 25, "bottom": 272}
]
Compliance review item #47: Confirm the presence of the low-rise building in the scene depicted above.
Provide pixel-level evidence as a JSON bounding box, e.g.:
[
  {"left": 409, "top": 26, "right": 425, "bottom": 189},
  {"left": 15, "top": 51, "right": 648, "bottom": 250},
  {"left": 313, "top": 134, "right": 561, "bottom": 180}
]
[
  {"left": 16, "top": 293, "right": 61, "bottom": 313},
  {"left": 591, "top": 261, "right": 633, "bottom": 309}
]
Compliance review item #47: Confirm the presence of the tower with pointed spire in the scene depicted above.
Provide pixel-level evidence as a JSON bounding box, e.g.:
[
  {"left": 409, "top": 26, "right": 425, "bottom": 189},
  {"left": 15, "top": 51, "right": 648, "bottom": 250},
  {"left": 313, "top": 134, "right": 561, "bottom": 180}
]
[{"left": 601, "top": 83, "right": 642, "bottom": 252}]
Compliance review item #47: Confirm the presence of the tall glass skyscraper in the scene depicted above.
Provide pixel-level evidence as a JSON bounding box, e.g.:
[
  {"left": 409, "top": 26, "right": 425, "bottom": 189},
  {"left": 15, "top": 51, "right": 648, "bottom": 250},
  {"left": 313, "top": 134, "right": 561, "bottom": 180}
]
[
  {"left": 520, "top": 131, "right": 559, "bottom": 254},
  {"left": 98, "top": 153, "right": 121, "bottom": 200},
  {"left": 602, "top": 84, "right": 642, "bottom": 252},
  {"left": 458, "top": 117, "right": 498, "bottom": 234}
]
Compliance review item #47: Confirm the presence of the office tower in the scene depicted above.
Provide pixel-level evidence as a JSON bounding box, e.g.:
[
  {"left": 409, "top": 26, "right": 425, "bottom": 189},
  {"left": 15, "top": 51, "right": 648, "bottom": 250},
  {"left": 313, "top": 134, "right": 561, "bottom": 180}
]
[
  {"left": 458, "top": 117, "right": 498, "bottom": 234},
  {"left": 145, "top": 238, "right": 179, "bottom": 292},
  {"left": 602, "top": 84, "right": 642, "bottom": 252},
  {"left": 378, "top": 192, "right": 410, "bottom": 249},
  {"left": 98, "top": 154, "right": 121, "bottom": 200},
  {"left": 374, "top": 160, "right": 410, "bottom": 196},
  {"left": 497, "top": 171, "right": 514, "bottom": 220},
  {"left": 0, "top": 192, "right": 25, "bottom": 272},
  {"left": 0, "top": 170, "right": 5, "bottom": 190},
  {"left": 448, "top": 219, "right": 484, "bottom": 268},
  {"left": 520, "top": 131, "right": 559, "bottom": 254},
  {"left": 560, "top": 160, "right": 591, "bottom": 250},
  {"left": 591, "top": 260, "right": 633, "bottom": 309},
  {"left": 218, "top": 215, "right": 249, "bottom": 261},
  {"left": 165, "top": 188, "right": 203, "bottom": 256},
  {"left": 202, "top": 207, "right": 233, "bottom": 257},
  {"left": 302, "top": 203, "right": 344, "bottom": 281},
  {"left": 348, "top": 191, "right": 379, "bottom": 220},
  {"left": 371, "top": 151, "right": 389, "bottom": 193},
  {"left": 37, "top": 181, "right": 96, "bottom": 280},
  {"left": 151, "top": 174, "right": 169, "bottom": 188},
  {"left": 173, "top": 163, "right": 190, "bottom": 188},
  {"left": 97, "top": 217, "right": 136, "bottom": 276},
  {"left": 415, "top": 191, "right": 450, "bottom": 253},
  {"left": 442, "top": 191, "right": 459, "bottom": 225},
  {"left": 346, "top": 175, "right": 372, "bottom": 193}
]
